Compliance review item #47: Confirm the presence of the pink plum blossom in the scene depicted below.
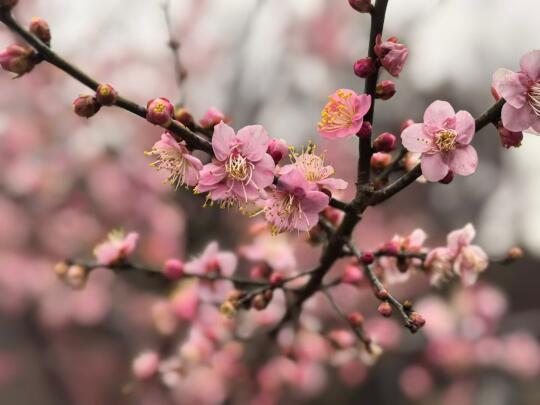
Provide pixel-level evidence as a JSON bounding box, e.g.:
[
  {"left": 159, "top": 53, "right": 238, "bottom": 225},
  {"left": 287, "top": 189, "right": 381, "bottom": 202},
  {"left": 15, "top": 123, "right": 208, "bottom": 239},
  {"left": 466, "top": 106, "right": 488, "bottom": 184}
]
[
  {"left": 264, "top": 168, "right": 329, "bottom": 234},
  {"left": 317, "top": 89, "right": 371, "bottom": 139},
  {"left": 132, "top": 351, "right": 160, "bottom": 380},
  {"left": 401, "top": 100, "right": 477, "bottom": 182},
  {"left": 195, "top": 122, "right": 275, "bottom": 207},
  {"left": 199, "top": 107, "right": 228, "bottom": 128},
  {"left": 239, "top": 233, "right": 297, "bottom": 274},
  {"left": 93, "top": 229, "right": 139, "bottom": 265},
  {"left": 145, "top": 132, "right": 203, "bottom": 188},
  {"left": 374, "top": 35, "right": 409, "bottom": 77},
  {"left": 492, "top": 50, "right": 540, "bottom": 132}
]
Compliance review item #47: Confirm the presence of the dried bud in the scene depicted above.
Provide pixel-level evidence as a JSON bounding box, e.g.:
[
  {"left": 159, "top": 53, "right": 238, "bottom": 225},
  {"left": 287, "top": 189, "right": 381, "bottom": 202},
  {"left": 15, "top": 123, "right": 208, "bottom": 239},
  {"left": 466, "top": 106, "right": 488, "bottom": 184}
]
[
  {"left": 348, "top": 312, "right": 365, "bottom": 327},
  {"left": 175, "top": 107, "right": 195, "bottom": 128},
  {"left": 73, "top": 95, "right": 100, "bottom": 118},
  {"left": 29, "top": 17, "right": 51, "bottom": 45},
  {"left": 348, "top": 0, "right": 373, "bottom": 13},
  {"left": 403, "top": 300, "right": 413, "bottom": 311},
  {"left": 342, "top": 263, "right": 363, "bottom": 285},
  {"left": 400, "top": 119, "right": 415, "bottom": 132},
  {"left": 146, "top": 97, "right": 174, "bottom": 126},
  {"left": 506, "top": 246, "right": 524, "bottom": 261},
  {"left": 0, "top": 0, "right": 17, "bottom": 9},
  {"left": 373, "top": 132, "right": 397, "bottom": 153},
  {"left": 65, "top": 265, "right": 87, "bottom": 290},
  {"left": 360, "top": 251, "right": 375, "bottom": 265},
  {"left": 0, "top": 44, "right": 36, "bottom": 76},
  {"left": 96, "top": 84, "right": 118, "bottom": 106},
  {"left": 375, "top": 80, "right": 396, "bottom": 100},
  {"left": 409, "top": 312, "right": 426, "bottom": 329},
  {"left": 53, "top": 261, "right": 69, "bottom": 278},
  {"left": 163, "top": 259, "right": 184, "bottom": 280},
  {"left": 267, "top": 138, "right": 289, "bottom": 164},
  {"left": 370, "top": 152, "right": 392, "bottom": 170},
  {"left": 252, "top": 294, "right": 268, "bottom": 311},
  {"left": 353, "top": 57, "right": 376, "bottom": 78},
  {"left": 269, "top": 272, "right": 284, "bottom": 286},
  {"left": 438, "top": 170, "right": 454, "bottom": 184},
  {"left": 377, "top": 301, "right": 392, "bottom": 317},
  {"left": 498, "top": 126, "right": 523, "bottom": 149},
  {"left": 375, "top": 289, "right": 389, "bottom": 300},
  {"left": 357, "top": 121, "right": 372, "bottom": 138}
]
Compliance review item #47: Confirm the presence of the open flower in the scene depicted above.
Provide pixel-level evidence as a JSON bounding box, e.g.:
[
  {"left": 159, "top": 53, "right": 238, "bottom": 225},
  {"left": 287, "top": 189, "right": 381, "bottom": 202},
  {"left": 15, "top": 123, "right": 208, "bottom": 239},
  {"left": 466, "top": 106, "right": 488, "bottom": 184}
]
[
  {"left": 492, "top": 50, "right": 540, "bottom": 132},
  {"left": 318, "top": 89, "right": 371, "bottom": 139},
  {"left": 374, "top": 35, "right": 409, "bottom": 77},
  {"left": 401, "top": 100, "right": 477, "bottom": 182},
  {"left": 145, "top": 132, "right": 203, "bottom": 188},
  {"left": 94, "top": 229, "right": 139, "bottom": 265},
  {"left": 195, "top": 122, "right": 275, "bottom": 207},
  {"left": 264, "top": 168, "right": 329, "bottom": 234}
]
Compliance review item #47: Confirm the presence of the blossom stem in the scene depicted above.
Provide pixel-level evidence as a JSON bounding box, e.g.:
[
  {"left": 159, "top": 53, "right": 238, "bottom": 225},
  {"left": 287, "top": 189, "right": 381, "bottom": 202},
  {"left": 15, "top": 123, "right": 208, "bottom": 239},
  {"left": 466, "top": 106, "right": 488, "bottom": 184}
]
[{"left": 162, "top": 0, "right": 187, "bottom": 106}]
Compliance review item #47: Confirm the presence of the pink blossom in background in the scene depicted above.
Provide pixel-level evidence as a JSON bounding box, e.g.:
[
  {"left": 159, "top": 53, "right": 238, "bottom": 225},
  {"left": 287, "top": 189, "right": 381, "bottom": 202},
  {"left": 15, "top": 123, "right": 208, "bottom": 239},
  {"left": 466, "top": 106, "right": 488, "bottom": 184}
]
[
  {"left": 374, "top": 35, "right": 409, "bottom": 77},
  {"left": 401, "top": 100, "right": 477, "bottom": 182},
  {"left": 239, "top": 232, "right": 297, "bottom": 274},
  {"left": 492, "top": 50, "right": 540, "bottom": 132},
  {"left": 132, "top": 351, "right": 160, "bottom": 380},
  {"left": 199, "top": 107, "right": 228, "bottom": 128},
  {"left": 318, "top": 89, "right": 371, "bottom": 139},
  {"left": 196, "top": 122, "right": 275, "bottom": 206},
  {"left": 93, "top": 230, "right": 139, "bottom": 265},
  {"left": 145, "top": 132, "right": 203, "bottom": 188}
]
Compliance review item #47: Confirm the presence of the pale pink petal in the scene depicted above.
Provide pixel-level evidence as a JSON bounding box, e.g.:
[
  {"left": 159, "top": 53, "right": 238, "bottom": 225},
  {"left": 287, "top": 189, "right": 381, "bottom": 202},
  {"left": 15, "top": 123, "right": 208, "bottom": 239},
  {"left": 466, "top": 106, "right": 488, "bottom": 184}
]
[
  {"left": 237, "top": 125, "right": 270, "bottom": 162},
  {"left": 492, "top": 68, "right": 527, "bottom": 108},
  {"left": 217, "top": 252, "right": 238, "bottom": 277},
  {"left": 408, "top": 229, "right": 427, "bottom": 249},
  {"left": 277, "top": 168, "right": 309, "bottom": 195},
  {"left": 212, "top": 122, "right": 236, "bottom": 161},
  {"left": 423, "top": 101, "right": 455, "bottom": 131},
  {"left": 353, "top": 94, "right": 372, "bottom": 120},
  {"left": 401, "top": 123, "right": 432, "bottom": 153},
  {"left": 184, "top": 153, "right": 204, "bottom": 171},
  {"left": 520, "top": 50, "right": 540, "bottom": 81},
  {"left": 296, "top": 212, "right": 319, "bottom": 231},
  {"left": 455, "top": 110, "right": 475, "bottom": 145},
  {"left": 201, "top": 241, "right": 219, "bottom": 262},
  {"left": 184, "top": 166, "right": 200, "bottom": 187},
  {"left": 501, "top": 102, "right": 534, "bottom": 132},
  {"left": 300, "top": 190, "right": 329, "bottom": 214},
  {"left": 251, "top": 154, "right": 276, "bottom": 189},
  {"left": 197, "top": 163, "right": 227, "bottom": 186},
  {"left": 420, "top": 153, "right": 449, "bottom": 182},
  {"left": 447, "top": 223, "right": 475, "bottom": 252},
  {"left": 448, "top": 145, "right": 477, "bottom": 176},
  {"left": 531, "top": 118, "right": 540, "bottom": 133},
  {"left": 317, "top": 178, "right": 348, "bottom": 190}
]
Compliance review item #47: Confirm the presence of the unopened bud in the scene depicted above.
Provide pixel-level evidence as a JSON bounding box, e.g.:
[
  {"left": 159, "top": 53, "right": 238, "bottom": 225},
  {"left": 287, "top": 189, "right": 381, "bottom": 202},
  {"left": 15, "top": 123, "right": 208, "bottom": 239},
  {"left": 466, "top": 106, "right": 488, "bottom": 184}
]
[
  {"left": 370, "top": 152, "right": 392, "bottom": 170},
  {"left": 53, "top": 261, "right": 69, "bottom": 278},
  {"left": 132, "top": 351, "right": 159, "bottom": 380},
  {"left": 361, "top": 251, "right": 375, "bottom": 265},
  {"left": 252, "top": 294, "right": 268, "bottom": 311},
  {"left": 498, "top": 126, "right": 523, "bottom": 149},
  {"left": 199, "top": 107, "right": 227, "bottom": 128},
  {"left": 323, "top": 207, "right": 344, "bottom": 226},
  {"left": 250, "top": 264, "right": 271, "bottom": 279},
  {"left": 163, "top": 259, "right": 184, "bottom": 280},
  {"left": 0, "top": 44, "right": 36, "bottom": 76},
  {"left": 263, "top": 289, "right": 274, "bottom": 301},
  {"left": 375, "top": 80, "right": 396, "bottom": 100},
  {"left": 409, "top": 312, "right": 425, "bottom": 329},
  {"left": 506, "top": 246, "right": 524, "bottom": 261},
  {"left": 357, "top": 121, "right": 372, "bottom": 138},
  {"left": 348, "top": 312, "right": 365, "bottom": 327},
  {"left": 373, "top": 132, "right": 397, "bottom": 153},
  {"left": 65, "top": 265, "right": 87, "bottom": 289},
  {"left": 348, "top": 0, "right": 373, "bottom": 13},
  {"left": 400, "top": 119, "right": 415, "bottom": 133},
  {"left": 342, "top": 263, "right": 363, "bottom": 284},
  {"left": 29, "top": 17, "right": 51, "bottom": 45},
  {"left": 375, "top": 289, "right": 389, "bottom": 300},
  {"left": 438, "top": 171, "right": 454, "bottom": 184},
  {"left": 73, "top": 95, "right": 100, "bottom": 118},
  {"left": 175, "top": 107, "right": 195, "bottom": 128},
  {"left": 269, "top": 272, "right": 284, "bottom": 287},
  {"left": 378, "top": 301, "right": 392, "bottom": 317},
  {"left": 96, "top": 84, "right": 118, "bottom": 106},
  {"left": 403, "top": 300, "right": 413, "bottom": 311},
  {"left": 354, "top": 57, "right": 376, "bottom": 78},
  {"left": 267, "top": 138, "right": 289, "bottom": 164},
  {"left": 146, "top": 97, "right": 174, "bottom": 126}
]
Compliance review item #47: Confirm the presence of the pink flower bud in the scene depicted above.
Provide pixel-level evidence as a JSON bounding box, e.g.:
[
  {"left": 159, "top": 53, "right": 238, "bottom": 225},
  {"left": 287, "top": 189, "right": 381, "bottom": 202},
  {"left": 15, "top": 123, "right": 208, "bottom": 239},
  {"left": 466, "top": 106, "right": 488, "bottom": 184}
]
[
  {"left": 269, "top": 272, "right": 284, "bottom": 286},
  {"left": 267, "top": 138, "right": 289, "bottom": 164},
  {"left": 175, "top": 107, "right": 195, "bottom": 128},
  {"left": 29, "top": 17, "right": 51, "bottom": 45},
  {"left": 348, "top": 312, "right": 365, "bottom": 327},
  {"left": 199, "top": 107, "right": 227, "bottom": 128},
  {"left": 163, "top": 259, "right": 184, "bottom": 280},
  {"left": 146, "top": 97, "right": 174, "bottom": 126},
  {"left": 357, "top": 121, "right": 372, "bottom": 138},
  {"left": 252, "top": 293, "right": 268, "bottom": 311},
  {"left": 250, "top": 264, "right": 270, "bottom": 279},
  {"left": 375, "top": 80, "right": 396, "bottom": 100},
  {"left": 400, "top": 119, "right": 415, "bottom": 132},
  {"left": 409, "top": 312, "right": 425, "bottom": 329},
  {"left": 73, "top": 95, "right": 100, "bottom": 118},
  {"left": 342, "top": 263, "right": 363, "bottom": 284},
  {"left": 132, "top": 351, "right": 160, "bottom": 380},
  {"left": 378, "top": 301, "right": 392, "bottom": 317},
  {"left": 360, "top": 251, "right": 375, "bottom": 265},
  {"left": 382, "top": 241, "right": 400, "bottom": 255},
  {"left": 353, "top": 57, "right": 376, "bottom": 78},
  {"left": 348, "top": 0, "right": 373, "bottom": 13},
  {"left": 0, "top": 44, "right": 35, "bottom": 76},
  {"left": 95, "top": 84, "right": 118, "bottom": 106},
  {"left": 370, "top": 152, "right": 391, "bottom": 170},
  {"left": 376, "top": 289, "right": 389, "bottom": 300},
  {"left": 65, "top": 265, "right": 87, "bottom": 290},
  {"left": 498, "top": 127, "right": 523, "bottom": 149},
  {"left": 374, "top": 35, "right": 408, "bottom": 77},
  {"left": 0, "top": 0, "right": 18, "bottom": 9},
  {"left": 373, "top": 132, "right": 397, "bottom": 153},
  {"left": 438, "top": 170, "right": 454, "bottom": 184},
  {"left": 323, "top": 207, "right": 344, "bottom": 226}
]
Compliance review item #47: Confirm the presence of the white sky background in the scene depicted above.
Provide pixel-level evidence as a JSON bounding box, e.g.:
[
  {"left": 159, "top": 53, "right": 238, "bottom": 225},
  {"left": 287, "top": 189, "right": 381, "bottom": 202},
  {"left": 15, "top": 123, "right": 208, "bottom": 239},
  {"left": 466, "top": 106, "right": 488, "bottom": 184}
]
[{"left": 10, "top": 0, "right": 540, "bottom": 255}]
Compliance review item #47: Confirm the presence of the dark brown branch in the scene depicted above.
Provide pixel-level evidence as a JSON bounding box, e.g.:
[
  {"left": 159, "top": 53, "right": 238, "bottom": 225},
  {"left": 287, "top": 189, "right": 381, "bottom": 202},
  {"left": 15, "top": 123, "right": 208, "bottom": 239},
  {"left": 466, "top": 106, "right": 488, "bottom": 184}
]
[{"left": 162, "top": 0, "right": 187, "bottom": 106}]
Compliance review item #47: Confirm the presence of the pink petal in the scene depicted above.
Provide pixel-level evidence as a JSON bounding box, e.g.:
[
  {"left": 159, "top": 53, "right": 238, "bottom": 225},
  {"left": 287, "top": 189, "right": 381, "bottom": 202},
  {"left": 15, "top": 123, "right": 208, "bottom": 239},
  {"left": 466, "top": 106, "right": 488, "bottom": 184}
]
[
  {"left": 212, "top": 122, "right": 236, "bottom": 161},
  {"left": 455, "top": 110, "right": 475, "bottom": 145},
  {"left": 217, "top": 252, "right": 238, "bottom": 277},
  {"left": 353, "top": 94, "right": 372, "bottom": 120},
  {"left": 520, "top": 50, "right": 540, "bottom": 81},
  {"left": 492, "top": 68, "right": 527, "bottom": 108},
  {"left": 277, "top": 168, "right": 309, "bottom": 195},
  {"left": 447, "top": 223, "right": 475, "bottom": 252},
  {"left": 501, "top": 102, "right": 534, "bottom": 132},
  {"left": 237, "top": 125, "right": 270, "bottom": 162},
  {"left": 197, "top": 163, "right": 227, "bottom": 186},
  {"left": 300, "top": 190, "right": 329, "bottom": 214},
  {"left": 184, "top": 153, "right": 204, "bottom": 171},
  {"left": 251, "top": 154, "right": 276, "bottom": 189},
  {"left": 317, "top": 178, "right": 348, "bottom": 190},
  {"left": 420, "top": 153, "right": 449, "bottom": 182},
  {"left": 423, "top": 101, "right": 455, "bottom": 132},
  {"left": 448, "top": 145, "right": 478, "bottom": 176},
  {"left": 401, "top": 123, "right": 432, "bottom": 153},
  {"left": 296, "top": 212, "right": 319, "bottom": 232},
  {"left": 531, "top": 118, "right": 540, "bottom": 133}
]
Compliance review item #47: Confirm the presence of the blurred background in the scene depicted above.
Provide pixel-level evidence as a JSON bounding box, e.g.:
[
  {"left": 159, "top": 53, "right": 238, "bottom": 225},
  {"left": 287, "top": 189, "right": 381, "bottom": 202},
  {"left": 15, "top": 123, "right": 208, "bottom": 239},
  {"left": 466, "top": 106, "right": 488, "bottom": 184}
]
[{"left": 0, "top": 0, "right": 539, "bottom": 404}]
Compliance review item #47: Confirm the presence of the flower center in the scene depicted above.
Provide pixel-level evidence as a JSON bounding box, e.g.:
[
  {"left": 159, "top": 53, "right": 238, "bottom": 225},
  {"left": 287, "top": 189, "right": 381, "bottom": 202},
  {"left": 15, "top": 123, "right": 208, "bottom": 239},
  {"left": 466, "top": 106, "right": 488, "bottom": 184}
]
[
  {"left": 318, "top": 90, "right": 354, "bottom": 130},
  {"left": 225, "top": 153, "right": 252, "bottom": 182},
  {"left": 435, "top": 129, "right": 457, "bottom": 152},
  {"left": 153, "top": 102, "right": 167, "bottom": 113},
  {"left": 528, "top": 81, "right": 540, "bottom": 117}
]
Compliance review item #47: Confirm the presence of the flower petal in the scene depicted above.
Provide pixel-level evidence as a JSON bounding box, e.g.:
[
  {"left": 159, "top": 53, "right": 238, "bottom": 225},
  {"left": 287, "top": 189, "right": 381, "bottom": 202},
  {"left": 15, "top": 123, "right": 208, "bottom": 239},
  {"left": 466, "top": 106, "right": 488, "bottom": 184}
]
[
  {"left": 212, "top": 121, "right": 236, "bottom": 161},
  {"left": 251, "top": 154, "right": 276, "bottom": 190},
  {"left": 455, "top": 110, "right": 475, "bottom": 145},
  {"left": 401, "top": 123, "right": 432, "bottom": 153},
  {"left": 492, "top": 68, "right": 527, "bottom": 108},
  {"left": 420, "top": 153, "right": 449, "bottom": 182},
  {"left": 501, "top": 102, "right": 534, "bottom": 132},
  {"left": 300, "top": 190, "right": 329, "bottom": 215},
  {"left": 236, "top": 125, "right": 270, "bottom": 162},
  {"left": 423, "top": 101, "right": 455, "bottom": 131},
  {"left": 520, "top": 50, "right": 540, "bottom": 81},
  {"left": 448, "top": 145, "right": 478, "bottom": 176}
]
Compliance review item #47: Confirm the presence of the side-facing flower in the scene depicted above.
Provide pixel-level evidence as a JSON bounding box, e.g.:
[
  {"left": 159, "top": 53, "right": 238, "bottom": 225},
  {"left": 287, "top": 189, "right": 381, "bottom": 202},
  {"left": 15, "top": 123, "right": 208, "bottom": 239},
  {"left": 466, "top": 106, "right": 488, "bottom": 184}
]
[
  {"left": 0, "top": 44, "right": 36, "bottom": 76},
  {"left": 318, "top": 89, "right": 371, "bottom": 139},
  {"left": 492, "top": 50, "right": 540, "bottom": 132},
  {"left": 94, "top": 229, "right": 139, "bottom": 266},
  {"left": 374, "top": 35, "right": 409, "bottom": 77},
  {"left": 195, "top": 122, "right": 275, "bottom": 207},
  {"left": 145, "top": 132, "right": 203, "bottom": 188},
  {"left": 401, "top": 100, "right": 477, "bottom": 182},
  {"left": 264, "top": 168, "right": 329, "bottom": 234}
]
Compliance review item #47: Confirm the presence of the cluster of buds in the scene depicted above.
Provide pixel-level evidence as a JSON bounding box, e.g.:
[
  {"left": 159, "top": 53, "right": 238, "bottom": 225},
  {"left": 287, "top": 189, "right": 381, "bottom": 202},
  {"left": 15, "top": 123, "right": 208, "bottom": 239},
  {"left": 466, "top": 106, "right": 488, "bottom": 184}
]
[
  {"left": 53, "top": 261, "right": 88, "bottom": 290},
  {"left": 73, "top": 84, "right": 118, "bottom": 118}
]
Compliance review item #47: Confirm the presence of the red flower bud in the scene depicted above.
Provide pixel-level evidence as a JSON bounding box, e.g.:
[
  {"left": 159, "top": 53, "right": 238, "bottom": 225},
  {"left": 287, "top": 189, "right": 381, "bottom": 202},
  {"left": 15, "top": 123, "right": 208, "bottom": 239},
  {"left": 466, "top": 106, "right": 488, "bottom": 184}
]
[
  {"left": 400, "top": 119, "right": 415, "bottom": 133},
  {"left": 252, "top": 293, "right": 268, "bottom": 311},
  {"left": 378, "top": 301, "right": 392, "bottom": 317},
  {"left": 360, "top": 251, "right": 375, "bottom": 265},
  {"left": 29, "top": 17, "right": 51, "bottom": 45},
  {"left": 146, "top": 97, "right": 174, "bottom": 126},
  {"left": 375, "top": 80, "right": 396, "bottom": 100},
  {"left": 163, "top": 259, "right": 184, "bottom": 280},
  {"left": 506, "top": 246, "right": 523, "bottom": 261},
  {"left": 409, "top": 312, "right": 426, "bottom": 329},
  {"left": 438, "top": 171, "right": 454, "bottom": 184},
  {"left": 370, "top": 152, "right": 392, "bottom": 170},
  {"left": 348, "top": 0, "right": 373, "bottom": 13},
  {"left": 373, "top": 132, "right": 397, "bottom": 153},
  {"left": 73, "top": 95, "right": 100, "bottom": 118},
  {"left": 375, "top": 289, "right": 389, "bottom": 300},
  {"left": 357, "top": 121, "right": 372, "bottom": 138},
  {"left": 0, "top": 44, "right": 36, "bottom": 76},
  {"left": 267, "top": 138, "right": 289, "bottom": 164},
  {"left": 353, "top": 57, "right": 376, "bottom": 78},
  {"left": 498, "top": 126, "right": 523, "bottom": 149},
  {"left": 348, "top": 312, "right": 365, "bottom": 327},
  {"left": 269, "top": 272, "right": 284, "bottom": 286},
  {"left": 342, "top": 263, "right": 363, "bottom": 285},
  {"left": 96, "top": 84, "right": 118, "bottom": 106},
  {"left": 175, "top": 107, "right": 195, "bottom": 128}
]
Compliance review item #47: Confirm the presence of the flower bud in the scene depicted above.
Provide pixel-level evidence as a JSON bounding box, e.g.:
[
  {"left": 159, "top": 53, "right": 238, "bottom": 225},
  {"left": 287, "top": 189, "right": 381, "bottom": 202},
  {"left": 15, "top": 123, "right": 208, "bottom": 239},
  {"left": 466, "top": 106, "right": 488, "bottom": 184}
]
[
  {"left": 163, "top": 259, "right": 184, "bottom": 280},
  {"left": 370, "top": 152, "right": 392, "bottom": 170},
  {"left": 360, "top": 251, "right": 375, "bottom": 265},
  {"left": 0, "top": 44, "right": 36, "bottom": 76},
  {"left": 342, "top": 263, "right": 363, "bottom": 284},
  {"left": 375, "top": 80, "right": 396, "bottom": 100},
  {"left": 199, "top": 107, "right": 227, "bottom": 128},
  {"left": 323, "top": 207, "right": 344, "bottom": 226},
  {"left": 400, "top": 119, "right": 415, "bottom": 133},
  {"left": 132, "top": 351, "right": 159, "bottom": 380},
  {"left": 267, "top": 138, "right": 289, "bottom": 164},
  {"left": 175, "top": 107, "right": 195, "bottom": 128},
  {"left": 491, "top": 85, "right": 501, "bottom": 101},
  {"left": 263, "top": 289, "right": 273, "bottom": 301},
  {"left": 219, "top": 300, "right": 238, "bottom": 318},
  {"left": 409, "top": 312, "right": 426, "bottom": 329},
  {"left": 382, "top": 241, "right": 400, "bottom": 255},
  {"left": 65, "top": 265, "right": 87, "bottom": 290},
  {"left": 53, "top": 261, "right": 69, "bottom": 278},
  {"left": 375, "top": 289, "right": 389, "bottom": 300},
  {"left": 403, "top": 300, "right": 413, "bottom": 311},
  {"left": 252, "top": 293, "right": 268, "bottom": 311},
  {"left": 438, "top": 171, "right": 454, "bottom": 185},
  {"left": 250, "top": 264, "right": 271, "bottom": 279},
  {"left": 269, "top": 272, "right": 284, "bottom": 286},
  {"left": 95, "top": 84, "right": 118, "bottom": 106},
  {"left": 498, "top": 127, "right": 523, "bottom": 149},
  {"left": 348, "top": 312, "right": 365, "bottom": 327},
  {"left": 373, "top": 132, "right": 397, "bottom": 153},
  {"left": 0, "top": 0, "right": 18, "bottom": 9},
  {"left": 348, "top": 0, "right": 373, "bottom": 13},
  {"left": 357, "top": 121, "right": 372, "bottom": 138},
  {"left": 73, "top": 95, "right": 100, "bottom": 118},
  {"left": 353, "top": 57, "right": 376, "bottom": 78},
  {"left": 506, "top": 246, "right": 524, "bottom": 261},
  {"left": 378, "top": 301, "right": 392, "bottom": 317},
  {"left": 29, "top": 17, "right": 51, "bottom": 45},
  {"left": 146, "top": 97, "right": 174, "bottom": 126}
]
